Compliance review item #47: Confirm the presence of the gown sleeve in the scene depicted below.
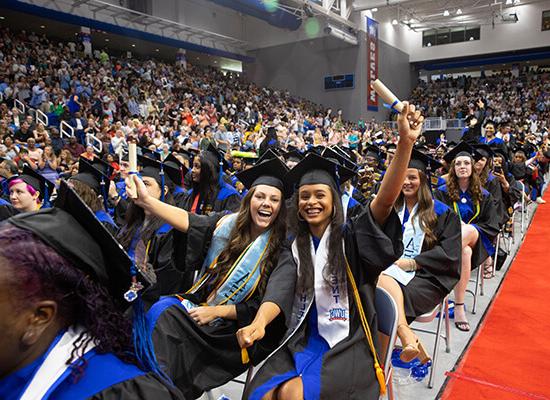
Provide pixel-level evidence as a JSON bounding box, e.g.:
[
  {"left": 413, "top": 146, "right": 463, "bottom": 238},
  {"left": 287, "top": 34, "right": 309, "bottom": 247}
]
[
  {"left": 473, "top": 192, "right": 500, "bottom": 242},
  {"left": 0, "top": 204, "right": 19, "bottom": 222},
  {"left": 93, "top": 372, "right": 184, "bottom": 399},
  {"left": 414, "top": 206, "right": 462, "bottom": 292},
  {"left": 172, "top": 212, "right": 226, "bottom": 291},
  {"left": 220, "top": 192, "right": 242, "bottom": 213},
  {"left": 346, "top": 203, "right": 403, "bottom": 282}
]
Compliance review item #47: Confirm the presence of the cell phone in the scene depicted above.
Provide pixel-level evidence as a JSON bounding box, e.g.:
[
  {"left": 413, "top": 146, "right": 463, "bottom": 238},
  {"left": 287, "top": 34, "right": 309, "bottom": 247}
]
[{"left": 494, "top": 165, "right": 502, "bottom": 174}]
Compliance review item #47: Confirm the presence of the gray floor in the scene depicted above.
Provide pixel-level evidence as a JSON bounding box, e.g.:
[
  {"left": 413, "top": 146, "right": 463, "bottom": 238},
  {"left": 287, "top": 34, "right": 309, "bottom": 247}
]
[{"left": 199, "top": 194, "right": 543, "bottom": 400}]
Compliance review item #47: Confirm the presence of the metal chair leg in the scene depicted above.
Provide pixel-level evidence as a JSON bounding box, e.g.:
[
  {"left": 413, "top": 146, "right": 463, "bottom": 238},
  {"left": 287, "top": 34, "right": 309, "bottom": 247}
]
[
  {"left": 444, "top": 299, "right": 451, "bottom": 353},
  {"left": 428, "top": 301, "right": 445, "bottom": 389},
  {"left": 492, "top": 233, "right": 500, "bottom": 278}
]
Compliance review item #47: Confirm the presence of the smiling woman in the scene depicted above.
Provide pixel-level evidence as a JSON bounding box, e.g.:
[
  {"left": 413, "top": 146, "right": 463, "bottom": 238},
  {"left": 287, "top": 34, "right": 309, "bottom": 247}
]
[{"left": 125, "top": 156, "right": 294, "bottom": 399}]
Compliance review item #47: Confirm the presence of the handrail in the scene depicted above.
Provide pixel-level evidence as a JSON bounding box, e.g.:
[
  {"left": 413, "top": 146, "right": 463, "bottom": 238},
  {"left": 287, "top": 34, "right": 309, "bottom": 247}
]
[
  {"left": 86, "top": 133, "right": 103, "bottom": 153},
  {"left": 35, "top": 109, "right": 49, "bottom": 127},
  {"left": 14, "top": 99, "right": 25, "bottom": 114},
  {"left": 60, "top": 121, "right": 74, "bottom": 139}
]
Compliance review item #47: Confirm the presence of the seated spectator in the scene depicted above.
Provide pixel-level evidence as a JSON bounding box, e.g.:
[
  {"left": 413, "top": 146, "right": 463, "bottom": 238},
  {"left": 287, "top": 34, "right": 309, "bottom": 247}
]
[{"left": 64, "top": 136, "right": 86, "bottom": 160}]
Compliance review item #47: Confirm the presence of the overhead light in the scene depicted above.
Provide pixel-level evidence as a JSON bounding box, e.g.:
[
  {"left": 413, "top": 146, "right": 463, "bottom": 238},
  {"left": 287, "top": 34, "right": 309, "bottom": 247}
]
[
  {"left": 427, "top": 42, "right": 432, "bottom": 47},
  {"left": 506, "top": 0, "right": 513, "bottom": 4},
  {"left": 105, "top": 38, "right": 109, "bottom": 42},
  {"left": 443, "top": 10, "right": 450, "bottom": 16},
  {"left": 371, "top": 8, "right": 378, "bottom": 12},
  {"left": 469, "top": 36, "right": 474, "bottom": 40},
  {"left": 456, "top": 9, "right": 462, "bottom": 15},
  {"left": 131, "top": 44, "right": 136, "bottom": 47},
  {"left": 214, "top": 61, "right": 217, "bottom": 64},
  {"left": 391, "top": 19, "right": 398, "bottom": 25},
  {"left": 155, "top": 48, "right": 159, "bottom": 52},
  {"left": 0, "top": 16, "right": 5, "bottom": 20},
  {"left": 40, "top": 25, "right": 46, "bottom": 29}
]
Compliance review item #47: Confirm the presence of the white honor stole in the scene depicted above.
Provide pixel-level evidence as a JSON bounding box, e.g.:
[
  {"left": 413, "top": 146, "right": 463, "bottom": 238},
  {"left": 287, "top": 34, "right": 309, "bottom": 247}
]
[
  {"left": 399, "top": 203, "right": 426, "bottom": 261},
  {"left": 20, "top": 326, "right": 96, "bottom": 400},
  {"left": 292, "top": 226, "right": 350, "bottom": 348}
]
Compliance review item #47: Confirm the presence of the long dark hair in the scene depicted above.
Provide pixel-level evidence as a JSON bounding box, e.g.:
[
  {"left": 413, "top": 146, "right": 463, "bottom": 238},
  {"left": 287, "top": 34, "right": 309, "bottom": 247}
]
[
  {"left": 70, "top": 180, "right": 103, "bottom": 212},
  {"left": 476, "top": 157, "right": 492, "bottom": 187},
  {"left": 0, "top": 225, "right": 137, "bottom": 378},
  {"left": 118, "top": 180, "right": 176, "bottom": 250},
  {"left": 447, "top": 157, "right": 483, "bottom": 204},
  {"left": 209, "top": 187, "right": 287, "bottom": 296},
  {"left": 395, "top": 170, "right": 438, "bottom": 249},
  {"left": 289, "top": 185, "right": 346, "bottom": 296},
  {"left": 192, "top": 154, "right": 219, "bottom": 207}
]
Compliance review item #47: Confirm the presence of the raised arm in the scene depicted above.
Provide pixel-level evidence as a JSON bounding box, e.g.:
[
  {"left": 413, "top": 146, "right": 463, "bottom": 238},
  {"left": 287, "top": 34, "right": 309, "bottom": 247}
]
[
  {"left": 126, "top": 174, "right": 190, "bottom": 232},
  {"left": 370, "top": 102, "right": 423, "bottom": 225},
  {"left": 236, "top": 301, "right": 281, "bottom": 349}
]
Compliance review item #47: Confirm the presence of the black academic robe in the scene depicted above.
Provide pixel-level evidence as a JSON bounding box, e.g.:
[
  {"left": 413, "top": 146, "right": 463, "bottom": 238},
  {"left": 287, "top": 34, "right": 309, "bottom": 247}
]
[
  {"left": 147, "top": 213, "right": 293, "bottom": 399},
  {"left": 139, "top": 223, "right": 187, "bottom": 306},
  {"left": 245, "top": 205, "right": 403, "bottom": 400},
  {"left": 434, "top": 185, "right": 500, "bottom": 268},
  {"left": 485, "top": 173, "right": 507, "bottom": 227},
  {"left": 0, "top": 203, "right": 18, "bottom": 222},
  {"left": 180, "top": 183, "right": 241, "bottom": 215},
  {"left": 400, "top": 200, "right": 462, "bottom": 323}
]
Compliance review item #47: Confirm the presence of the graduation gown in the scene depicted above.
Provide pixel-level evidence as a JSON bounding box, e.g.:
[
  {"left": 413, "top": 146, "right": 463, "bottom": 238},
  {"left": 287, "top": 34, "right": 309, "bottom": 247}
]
[
  {"left": 95, "top": 209, "right": 118, "bottom": 236},
  {"left": 485, "top": 173, "right": 507, "bottom": 227},
  {"left": 180, "top": 182, "right": 241, "bottom": 215},
  {"left": 0, "top": 203, "right": 18, "bottom": 222},
  {"left": 245, "top": 205, "right": 403, "bottom": 400},
  {"left": 400, "top": 200, "right": 462, "bottom": 322},
  {"left": 434, "top": 185, "right": 500, "bottom": 268},
  {"left": 0, "top": 329, "right": 183, "bottom": 400},
  {"left": 147, "top": 213, "right": 294, "bottom": 399}
]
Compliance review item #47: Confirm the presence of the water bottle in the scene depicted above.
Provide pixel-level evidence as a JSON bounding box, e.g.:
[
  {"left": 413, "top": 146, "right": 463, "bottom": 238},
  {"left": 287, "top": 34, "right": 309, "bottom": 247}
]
[{"left": 390, "top": 348, "right": 431, "bottom": 399}]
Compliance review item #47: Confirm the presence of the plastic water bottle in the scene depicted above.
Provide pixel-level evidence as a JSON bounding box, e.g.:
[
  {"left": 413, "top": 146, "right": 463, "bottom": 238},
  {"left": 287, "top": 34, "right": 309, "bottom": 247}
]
[{"left": 390, "top": 348, "right": 431, "bottom": 399}]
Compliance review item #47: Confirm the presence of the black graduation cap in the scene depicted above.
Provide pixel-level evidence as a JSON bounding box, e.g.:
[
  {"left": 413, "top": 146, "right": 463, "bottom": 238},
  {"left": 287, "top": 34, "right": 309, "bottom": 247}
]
[
  {"left": 8, "top": 165, "right": 55, "bottom": 203},
  {"left": 473, "top": 144, "right": 494, "bottom": 160},
  {"left": 365, "top": 145, "right": 381, "bottom": 160},
  {"left": 138, "top": 154, "right": 180, "bottom": 191},
  {"left": 138, "top": 145, "right": 160, "bottom": 161},
  {"left": 236, "top": 157, "right": 291, "bottom": 198},
  {"left": 71, "top": 157, "right": 110, "bottom": 194},
  {"left": 443, "top": 141, "right": 476, "bottom": 164},
  {"left": 285, "top": 153, "right": 356, "bottom": 193},
  {"left": 204, "top": 142, "right": 230, "bottom": 171},
  {"left": 408, "top": 148, "right": 442, "bottom": 173},
  {"left": 322, "top": 147, "right": 357, "bottom": 171},
  {"left": 282, "top": 149, "right": 304, "bottom": 164},
  {"left": 163, "top": 153, "right": 188, "bottom": 187},
  {"left": 6, "top": 180, "right": 150, "bottom": 306},
  {"left": 384, "top": 143, "right": 397, "bottom": 153},
  {"left": 257, "top": 148, "right": 282, "bottom": 164},
  {"left": 490, "top": 146, "right": 509, "bottom": 161}
]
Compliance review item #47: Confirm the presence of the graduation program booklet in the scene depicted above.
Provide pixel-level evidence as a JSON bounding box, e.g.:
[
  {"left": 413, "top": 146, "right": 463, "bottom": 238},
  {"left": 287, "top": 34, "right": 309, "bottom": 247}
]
[{"left": 382, "top": 264, "right": 415, "bottom": 286}]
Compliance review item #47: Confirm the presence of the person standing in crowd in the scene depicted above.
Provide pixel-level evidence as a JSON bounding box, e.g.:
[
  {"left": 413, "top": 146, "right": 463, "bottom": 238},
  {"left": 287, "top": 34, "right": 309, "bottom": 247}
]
[
  {"left": 0, "top": 181, "right": 184, "bottom": 399},
  {"left": 240, "top": 102, "right": 423, "bottom": 400}
]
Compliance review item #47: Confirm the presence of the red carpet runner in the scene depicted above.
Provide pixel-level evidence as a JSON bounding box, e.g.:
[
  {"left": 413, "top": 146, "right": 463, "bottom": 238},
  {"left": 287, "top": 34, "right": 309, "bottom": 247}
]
[{"left": 442, "top": 190, "right": 550, "bottom": 400}]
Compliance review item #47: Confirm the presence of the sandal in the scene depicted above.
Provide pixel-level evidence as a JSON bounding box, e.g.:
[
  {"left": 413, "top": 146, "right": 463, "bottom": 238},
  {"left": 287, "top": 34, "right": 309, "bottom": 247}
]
[
  {"left": 483, "top": 260, "right": 494, "bottom": 279},
  {"left": 397, "top": 324, "right": 431, "bottom": 364},
  {"left": 453, "top": 303, "right": 470, "bottom": 332}
]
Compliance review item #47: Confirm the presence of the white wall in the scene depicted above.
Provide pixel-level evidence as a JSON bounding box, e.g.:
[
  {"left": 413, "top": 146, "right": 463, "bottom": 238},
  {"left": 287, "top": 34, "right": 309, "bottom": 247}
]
[{"left": 361, "top": 1, "right": 550, "bottom": 63}]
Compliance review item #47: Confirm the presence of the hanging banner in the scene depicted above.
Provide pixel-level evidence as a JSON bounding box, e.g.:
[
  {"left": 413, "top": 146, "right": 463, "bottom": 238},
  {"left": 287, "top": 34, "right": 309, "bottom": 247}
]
[{"left": 367, "top": 17, "right": 379, "bottom": 112}]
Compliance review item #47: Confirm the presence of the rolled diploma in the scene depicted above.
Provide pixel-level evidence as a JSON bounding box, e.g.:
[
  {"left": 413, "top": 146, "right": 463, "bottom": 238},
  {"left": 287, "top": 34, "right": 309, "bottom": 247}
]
[
  {"left": 371, "top": 79, "right": 404, "bottom": 113},
  {"left": 127, "top": 142, "right": 137, "bottom": 196}
]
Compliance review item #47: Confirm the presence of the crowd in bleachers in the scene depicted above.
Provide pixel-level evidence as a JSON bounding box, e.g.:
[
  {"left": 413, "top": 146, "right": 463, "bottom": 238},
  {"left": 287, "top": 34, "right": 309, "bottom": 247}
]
[{"left": 1, "top": 23, "right": 550, "bottom": 400}]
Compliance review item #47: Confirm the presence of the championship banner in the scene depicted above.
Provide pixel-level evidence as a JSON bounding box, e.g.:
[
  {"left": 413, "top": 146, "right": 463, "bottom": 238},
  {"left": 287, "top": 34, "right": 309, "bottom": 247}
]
[{"left": 367, "top": 17, "right": 379, "bottom": 112}]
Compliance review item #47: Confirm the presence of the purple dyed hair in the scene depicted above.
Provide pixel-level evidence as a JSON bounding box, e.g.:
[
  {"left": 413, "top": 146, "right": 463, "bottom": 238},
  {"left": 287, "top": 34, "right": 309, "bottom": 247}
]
[{"left": 0, "top": 224, "right": 137, "bottom": 378}]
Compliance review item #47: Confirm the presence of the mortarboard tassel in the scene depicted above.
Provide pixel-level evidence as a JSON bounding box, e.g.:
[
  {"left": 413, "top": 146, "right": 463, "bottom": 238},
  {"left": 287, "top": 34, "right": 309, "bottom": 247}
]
[
  {"left": 100, "top": 177, "right": 109, "bottom": 212},
  {"left": 42, "top": 183, "right": 51, "bottom": 209},
  {"left": 160, "top": 164, "right": 165, "bottom": 202}
]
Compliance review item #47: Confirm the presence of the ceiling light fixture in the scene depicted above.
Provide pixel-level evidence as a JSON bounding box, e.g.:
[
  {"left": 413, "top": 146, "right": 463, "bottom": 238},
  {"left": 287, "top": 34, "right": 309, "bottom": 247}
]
[
  {"left": 131, "top": 44, "right": 136, "bottom": 47},
  {"left": 456, "top": 9, "right": 462, "bottom": 15},
  {"left": 40, "top": 25, "right": 46, "bottom": 29},
  {"left": 469, "top": 36, "right": 474, "bottom": 40},
  {"left": 443, "top": 10, "right": 450, "bottom": 16},
  {"left": 105, "top": 38, "right": 109, "bottom": 42},
  {"left": 155, "top": 49, "right": 159, "bottom": 52},
  {"left": 392, "top": 19, "right": 398, "bottom": 25},
  {"left": 0, "top": 16, "right": 5, "bottom": 20},
  {"left": 371, "top": 8, "right": 378, "bottom": 12}
]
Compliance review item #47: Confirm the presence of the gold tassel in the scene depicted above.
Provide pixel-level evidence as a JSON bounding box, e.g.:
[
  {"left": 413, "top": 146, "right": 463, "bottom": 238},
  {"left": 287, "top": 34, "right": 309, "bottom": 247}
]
[
  {"left": 375, "top": 363, "right": 387, "bottom": 395},
  {"left": 241, "top": 348, "right": 250, "bottom": 364}
]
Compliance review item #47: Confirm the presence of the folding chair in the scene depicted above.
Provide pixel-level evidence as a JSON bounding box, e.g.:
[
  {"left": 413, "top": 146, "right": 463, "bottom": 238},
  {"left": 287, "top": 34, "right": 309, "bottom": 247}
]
[
  {"left": 466, "top": 265, "right": 482, "bottom": 314},
  {"left": 412, "top": 297, "right": 451, "bottom": 389},
  {"left": 375, "top": 287, "right": 399, "bottom": 400}
]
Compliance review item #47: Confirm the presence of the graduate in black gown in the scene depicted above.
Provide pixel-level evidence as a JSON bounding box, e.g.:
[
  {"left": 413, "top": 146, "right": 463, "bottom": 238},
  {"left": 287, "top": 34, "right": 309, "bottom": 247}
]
[
  {"left": 434, "top": 142, "right": 500, "bottom": 332},
  {"left": 0, "top": 181, "right": 183, "bottom": 399},
  {"left": 377, "top": 149, "right": 462, "bottom": 363},
  {"left": 69, "top": 157, "right": 118, "bottom": 235},
  {"left": 180, "top": 143, "right": 241, "bottom": 215},
  {"left": 0, "top": 165, "right": 55, "bottom": 221},
  {"left": 117, "top": 155, "right": 186, "bottom": 306},
  {"left": 163, "top": 153, "right": 189, "bottom": 208},
  {"left": 239, "top": 102, "right": 424, "bottom": 400},
  {"left": 125, "top": 157, "right": 293, "bottom": 399}
]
